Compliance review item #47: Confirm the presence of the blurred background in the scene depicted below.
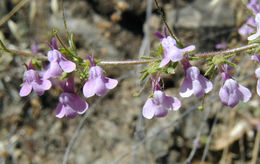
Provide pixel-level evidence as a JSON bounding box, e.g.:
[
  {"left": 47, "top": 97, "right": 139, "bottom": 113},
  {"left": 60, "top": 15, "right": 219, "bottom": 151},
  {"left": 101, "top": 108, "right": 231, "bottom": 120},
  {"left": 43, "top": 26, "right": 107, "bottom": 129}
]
[{"left": 0, "top": 0, "right": 259, "bottom": 163}]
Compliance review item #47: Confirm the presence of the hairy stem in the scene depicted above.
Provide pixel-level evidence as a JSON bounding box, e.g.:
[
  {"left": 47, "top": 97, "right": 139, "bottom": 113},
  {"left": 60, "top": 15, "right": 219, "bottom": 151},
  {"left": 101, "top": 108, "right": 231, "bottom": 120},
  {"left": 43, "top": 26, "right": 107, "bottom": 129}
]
[
  {"left": 195, "top": 43, "right": 259, "bottom": 58},
  {"left": 0, "top": 48, "right": 47, "bottom": 60},
  {"left": 1, "top": 43, "right": 259, "bottom": 65}
]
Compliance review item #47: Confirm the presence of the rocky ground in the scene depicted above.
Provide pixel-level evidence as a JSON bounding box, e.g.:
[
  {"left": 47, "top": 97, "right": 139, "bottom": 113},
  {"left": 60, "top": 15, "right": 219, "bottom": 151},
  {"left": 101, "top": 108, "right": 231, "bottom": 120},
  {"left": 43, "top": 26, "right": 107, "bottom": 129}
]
[{"left": 0, "top": 0, "right": 259, "bottom": 164}]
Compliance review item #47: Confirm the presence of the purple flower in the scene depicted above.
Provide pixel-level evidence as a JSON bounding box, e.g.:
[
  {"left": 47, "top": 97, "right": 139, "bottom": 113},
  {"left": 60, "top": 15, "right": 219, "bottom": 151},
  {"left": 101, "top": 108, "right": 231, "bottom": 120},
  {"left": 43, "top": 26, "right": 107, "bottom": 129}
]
[
  {"left": 180, "top": 66, "right": 213, "bottom": 98},
  {"left": 159, "top": 36, "right": 195, "bottom": 67},
  {"left": 219, "top": 76, "right": 252, "bottom": 108},
  {"left": 83, "top": 56, "right": 118, "bottom": 98},
  {"left": 248, "top": 13, "right": 260, "bottom": 40},
  {"left": 251, "top": 54, "right": 260, "bottom": 63},
  {"left": 142, "top": 90, "right": 181, "bottom": 119},
  {"left": 44, "top": 49, "right": 76, "bottom": 79},
  {"left": 19, "top": 62, "right": 51, "bottom": 97},
  {"left": 247, "top": 0, "right": 260, "bottom": 14},
  {"left": 56, "top": 77, "right": 88, "bottom": 118},
  {"left": 239, "top": 17, "right": 256, "bottom": 36},
  {"left": 154, "top": 25, "right": 195, "bottom": 67}
]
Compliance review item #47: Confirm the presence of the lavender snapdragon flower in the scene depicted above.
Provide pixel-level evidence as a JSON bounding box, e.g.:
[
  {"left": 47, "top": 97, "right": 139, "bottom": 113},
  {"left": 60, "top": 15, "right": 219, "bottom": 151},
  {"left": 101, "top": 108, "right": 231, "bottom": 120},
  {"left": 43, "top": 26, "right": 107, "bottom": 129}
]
[
  {"left": 239, "top": 0, "right": 260, "bottom": 38},
  {"left": 142, "top": 76, "right": 181, "bottom": 119},
  {"left": 154, "top": 25, "right": 195, "bottom": 67},
  {"left": 219, "top": 65, "right": 252, "bottom": 108},
  {"left": 248, "top": 13, "right": 260, "bottom": 40},
  {"left": 56, "top": 77, "right": 88, "bottom": 118},
  {"left": 180, "top": 57, "right": 213, "bottom": 98},
  {"left": 247, "top": 0, "right": 260, "bottom": 14},
  {"left": 239, "top": 17, "right": 256, "bottom": 37},
  {"left": 44, "top": 38, "right": 76, "bottom": 79},
  {"left": 83, "top": 55, "right": 118, "bottom": 98},
  {"left": 19, "top": 62, "right": 51, "bottom": 97}
]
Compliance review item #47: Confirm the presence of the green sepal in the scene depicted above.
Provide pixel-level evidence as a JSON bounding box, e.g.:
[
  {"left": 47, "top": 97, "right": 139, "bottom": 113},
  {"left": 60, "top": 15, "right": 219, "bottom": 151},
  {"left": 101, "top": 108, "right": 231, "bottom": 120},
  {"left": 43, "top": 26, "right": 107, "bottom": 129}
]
[
  {"left": 79, "top": 66, "right": 89, "bottom": 80},
  {"left": 32, "top": 59, "right": 42, "bottom": 69}
]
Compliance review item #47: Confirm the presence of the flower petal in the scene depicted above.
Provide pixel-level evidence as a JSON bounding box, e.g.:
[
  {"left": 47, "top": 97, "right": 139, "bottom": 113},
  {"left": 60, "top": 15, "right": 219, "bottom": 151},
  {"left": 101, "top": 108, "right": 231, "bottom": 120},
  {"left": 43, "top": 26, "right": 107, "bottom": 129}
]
[
  {"left": 44, "top": 62, "right": 62, "bottom": 79},
  {"left": 142, "top": 98, "right": 155, "bottom": 119},
  {"left": 19, "top": 82, "right": 32, "bottom": 97},
  {"left": 168, "top": 47, "right": 183, "bottom": 62},
  {"left": 181, "top": 45, "right": 196, "bottom": 52},
  {"left": 56, "top": 103, "right": 65, "bottom": 118},
  {"left": 154, "top": 106, "right": 168, "bottom": 118},
  {"left": 199, "top": 75, "right": 213, "bottom": 94},
  {"left": 105, "top": 78, "right": 118, "bottom": 89},
  {"left": 172, "top": 97, "right": 181, "bottom": 111},
  {"left": 67, "top": 94, "right": 88, "bottom": 114},
  {"left": 257, "top": 79, "right": 260, "bottom": 96},
  {"left": 59, "top": 58, "right": 76, "bottom": 73},
  {"left": 180, "top": 78, "right": 193, "bottom": 97},
  {"left": 95, "top": 78, "right": 107, "bottom": 96},
  {"left": 165, "top": 96, "right": 181, "bottom": 111},
  {"left": 192, "top": 80, "right": 204, "bottom": 98},
  {"left": 159, "top": 56, "right": 171, "bottom": 68},
  {"left": 238, "top": 84, "right": 252, "bottom": 103},
  {"left": 83, "top": 79, "right": 96, "bottom": 98},
  {"left": 219, "top": 87, "right": 229, "bottom": 106}
]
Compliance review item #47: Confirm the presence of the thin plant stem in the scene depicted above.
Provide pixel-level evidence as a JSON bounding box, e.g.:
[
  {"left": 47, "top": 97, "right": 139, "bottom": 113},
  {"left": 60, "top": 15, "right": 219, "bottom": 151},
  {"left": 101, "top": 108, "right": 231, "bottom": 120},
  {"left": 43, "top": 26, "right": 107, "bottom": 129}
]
[
  {"left": 154, "top": 0, "right": 182, "bottom": 47},
  {"left": 1, "top": 42, "right": 259, "bottom": 65},
  {"left": 200, "top": 105, "right": 222, "bottom": 164},
  {"left": 99, "top": 59, "right": 158, "bottom": 66},
  {"left": 195, "top": 43, "right": 259, "bottom": 58},
  {"left": 0, "top": 0, "right": 31, "bottom": 27},
  {"left": 0, "top": 48, "right": 47, "bottom": 60}
]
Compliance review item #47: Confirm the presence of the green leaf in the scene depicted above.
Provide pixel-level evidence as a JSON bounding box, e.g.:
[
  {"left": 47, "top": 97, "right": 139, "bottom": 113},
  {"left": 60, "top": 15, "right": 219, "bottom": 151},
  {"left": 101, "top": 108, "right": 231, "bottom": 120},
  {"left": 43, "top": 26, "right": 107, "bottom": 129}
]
[
  {"left": 223, "top": 54, "right": 234, "bottom": 59},
  {"left": 204, "top": 64, "right": 215, "bottom": 76},
  {"left": 139, "top": 68, "right": 147, "bottom": 73},
  {"left": 133, "top": 92, "right": 140, "bottom": 97},
  {"left": 140, "top": 72, "right": 149, "bottom": 82},
  {"left": 223, "top": 60, "right": 236, "bottom": 67}
]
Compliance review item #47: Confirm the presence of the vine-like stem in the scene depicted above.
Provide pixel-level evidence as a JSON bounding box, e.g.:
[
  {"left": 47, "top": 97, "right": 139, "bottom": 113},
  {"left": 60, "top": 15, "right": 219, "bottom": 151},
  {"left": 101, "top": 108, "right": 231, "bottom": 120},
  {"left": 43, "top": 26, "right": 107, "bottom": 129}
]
[
  {"left": 1, "top": 43, "right": 259, "bottom": 65},
  {"left": 196, "top": 43, "right": 259, "bottom": 58},
  {"left": 0, "top": 48, "right": 47, "bottom": 60},
  {"left": 99, "top": 59, "right": 158, "bottom": 66}
]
